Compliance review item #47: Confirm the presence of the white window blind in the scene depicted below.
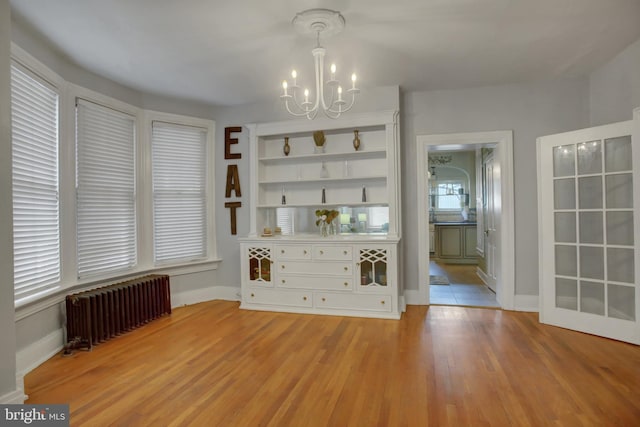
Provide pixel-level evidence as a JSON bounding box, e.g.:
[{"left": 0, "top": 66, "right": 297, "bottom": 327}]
[
  {"left": 152, "top": 122, "right": 207, "bottom": 263},
  {"left": 11, "top": 63, "right": 61, "bottom": 303},
  {"left": 76, "top": 99, "right": 136, "bottom": 278},
  {"left": 276, "top": 207, "right": 295, "bottom": 235}
]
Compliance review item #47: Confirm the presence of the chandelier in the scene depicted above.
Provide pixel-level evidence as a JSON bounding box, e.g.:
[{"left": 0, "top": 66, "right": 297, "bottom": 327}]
[
  {"left": 428, "top": 155, "right": 453, "bottom": 165},
  {"left": 280, "top": 9, "right": 359, "bottom": 120}
]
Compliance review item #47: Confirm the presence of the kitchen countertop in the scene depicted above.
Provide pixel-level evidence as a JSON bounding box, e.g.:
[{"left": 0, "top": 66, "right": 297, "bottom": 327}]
[{"left": 431, "top": 221, "right": 477, "bottom": 226}]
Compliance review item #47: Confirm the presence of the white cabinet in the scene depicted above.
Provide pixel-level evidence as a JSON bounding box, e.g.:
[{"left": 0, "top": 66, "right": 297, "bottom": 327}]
[
  {"left": 240, "top": 111, "right": 402, "bottom": 319},
  {"left": 240, "top": 240, "right": 400, "bottom": 319}
]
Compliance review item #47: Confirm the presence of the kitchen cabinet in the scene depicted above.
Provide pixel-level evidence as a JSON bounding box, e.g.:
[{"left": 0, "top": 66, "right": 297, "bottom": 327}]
[{"left": 435, "top": 223, "right": 478, "bottom": 264}]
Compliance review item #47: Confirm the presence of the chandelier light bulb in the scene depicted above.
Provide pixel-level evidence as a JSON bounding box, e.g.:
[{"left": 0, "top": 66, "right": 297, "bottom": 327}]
[
  {"left": 351, "top": 73, "right": 357, "bottom": 88},
  {"left": 304, "top": 88, "right": 309, "bottom": 103},
  {"left": 337, "top": 86, "right": 343, "bottom": 101},
  {"left": 330, "top": 63, "right": 336, "bottom": 79},
  {"left": 291, "top": 70, "right": 297, "bottom": 79},
  {"left": 282, "top": 80, "right": 288, "bottom": 96}
]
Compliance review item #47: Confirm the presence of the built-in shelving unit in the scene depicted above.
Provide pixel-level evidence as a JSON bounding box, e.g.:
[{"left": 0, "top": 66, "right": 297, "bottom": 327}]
[{"left": 240, "top": 110, "right": 402, "bottom": 319}]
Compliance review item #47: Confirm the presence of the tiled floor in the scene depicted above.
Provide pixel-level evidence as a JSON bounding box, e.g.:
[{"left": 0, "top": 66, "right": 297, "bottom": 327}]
[{"left": 429, "top": 260, "right": 499, "bottom": 308}]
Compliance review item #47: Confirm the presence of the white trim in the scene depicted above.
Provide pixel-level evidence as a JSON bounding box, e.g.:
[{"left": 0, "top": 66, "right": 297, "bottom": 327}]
[
  {"left": 416, "top": 131, "right": 516, "bottom": 309},
  {"left": 403, "top": 289, "right": 424, "bottom": 305},
  {"left": 251, "top": 110, "right": 398, "bottom": 136},
  {"left": 171, "top": 285, "right": 240, "bottom": 308},
  {"left": 0, "top": 389, "right": 26, "bottom": 405},
  {"left": 399, "top": 295, "right": 406, "bottom": 312},
  {"left": 16, "top": 329, "right": 64, "bottom": 377},
  {"left": 11, "top": 43, "right": 65, "bottom": 89},
  {"left": 476, "top": 267, "right": 491, "bottom": 287},
  {"left": 514, "top": 295, "right": 539, "bottom": 312}
]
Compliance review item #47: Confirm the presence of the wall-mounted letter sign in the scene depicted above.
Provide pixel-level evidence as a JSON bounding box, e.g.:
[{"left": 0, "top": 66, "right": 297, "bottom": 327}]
[
  {"left": 225, "top": 126, "right": 242, "bottom": 235},
  {"left": 225, "top": 126, "right": 242, "bottom": 160}
]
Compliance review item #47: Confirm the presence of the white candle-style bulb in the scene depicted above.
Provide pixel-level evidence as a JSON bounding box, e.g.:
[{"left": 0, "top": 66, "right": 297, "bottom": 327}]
[
  {"left": 337, "top": 86, "right": 343, "bottom": 100},
  {"left": 291, "top": 69, "right": 297, "bottom": 86},
  {"left": 304, "top": 88, "right": 309, "bottom": 103},
  {"left": 351, "top": 73, "right": 357, "bottom": 88},
  {"left": 330, "top": 63, "right": 336, "bottom": 78},
  {"left": 282, "top": 80, "right": 288, "bottom": 95}
]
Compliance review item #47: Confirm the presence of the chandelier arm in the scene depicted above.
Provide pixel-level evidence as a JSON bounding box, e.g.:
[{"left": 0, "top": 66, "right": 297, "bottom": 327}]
[
  {"left": 327, "top": 91, "right": 356, "bottom": 114},
  {"left": 282, "top": 97, "right": 316, "bottom": 117}
]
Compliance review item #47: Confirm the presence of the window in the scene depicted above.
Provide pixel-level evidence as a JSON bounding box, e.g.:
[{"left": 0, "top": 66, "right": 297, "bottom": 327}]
[
  {"left": 11, "top": 62, "right": 60, "bottom": 303},
  {"left": 435, "top": 181, "right": 464, "bottom": 210},
  {"left": 76, "top": 99, "right": 137, "bottom": 278},
  {"left": 151, "top": 122, "right": 207, "bottom": 263},
  {"left": 276, "top": 208, "right": 295, "bottom": 235}
]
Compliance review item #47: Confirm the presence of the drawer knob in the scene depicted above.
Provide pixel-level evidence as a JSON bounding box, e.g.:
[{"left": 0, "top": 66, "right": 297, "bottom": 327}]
[
  {"left": 356, "top": 262, "right": 360, "bottom": 266},
  {"left": 270, "top": 260, "right": 274, "bottom": 264},
  {"left": 343, "top": 250, "right": 348, "bottom": 255},
  {"left": 281, "top": 265, "right": 285, "bottom": 269},
  {"left": 320, "top": 250, "right": 324, "bottom": 255},
  {"left": 303, "top": 250, "right": 308, "bottom": 255},
  {"left": 303, "top": 296, "right": 307, "bottom": 301},
  {"left": 281, "top": 249, "right": 285, "bottom": 254},
  {"left": 322, "top": 297, "right": 326, "bottom": 302},
  {"left": 250, "top": 293, "right": 255, "bottom": 297},
  {"left": 282, "top": 279, "right": 286, "bottom": 284},
  {"left": 381, "top": 300, "right": 385, "bottom": 305},
  {"left": 344, "top": 282, "right": 348, "bottom": 287},
  {"left": 344, "top": 267, "right": 348, "bottom": 271}
]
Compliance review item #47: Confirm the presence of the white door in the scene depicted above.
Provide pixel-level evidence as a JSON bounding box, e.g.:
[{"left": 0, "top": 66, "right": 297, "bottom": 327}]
[
  {"left": 484, "top": 153, "right": 498, "bottom": 292},
  {"left": 537, "top": 120, "right": 640, "bottom": 344}
]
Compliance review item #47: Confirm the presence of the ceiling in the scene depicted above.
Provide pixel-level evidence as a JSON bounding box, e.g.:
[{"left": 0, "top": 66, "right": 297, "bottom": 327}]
[{"left": 10, "top": 0, "right": 640, "bottom": 108}]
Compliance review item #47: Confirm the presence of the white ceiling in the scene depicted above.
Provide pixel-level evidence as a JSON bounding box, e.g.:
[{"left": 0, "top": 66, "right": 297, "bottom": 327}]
[{"left": 10, "top": 0, "right": 640, "bottom": 107}]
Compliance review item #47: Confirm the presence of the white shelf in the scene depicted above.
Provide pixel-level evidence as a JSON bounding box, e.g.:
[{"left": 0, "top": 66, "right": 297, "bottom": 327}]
[
  {"left": 258, "top": 202, "right": 388, "bottom": 209},
  {"left": 259, "top": 175, "right": 387, "bottom": 185},
  {"left": 259, "top": 149, "right": 387, "bottom": 163}
]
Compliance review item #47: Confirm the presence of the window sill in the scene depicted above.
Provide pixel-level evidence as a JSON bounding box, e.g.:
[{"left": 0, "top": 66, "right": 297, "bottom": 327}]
[{"left": 15, "top": 258, "right": 222, "bottom": 321}]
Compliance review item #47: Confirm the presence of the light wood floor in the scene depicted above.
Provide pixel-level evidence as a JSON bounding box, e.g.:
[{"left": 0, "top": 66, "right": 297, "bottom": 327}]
[{"left": 25, "top": 301, "right": 640, "bottom": 426}]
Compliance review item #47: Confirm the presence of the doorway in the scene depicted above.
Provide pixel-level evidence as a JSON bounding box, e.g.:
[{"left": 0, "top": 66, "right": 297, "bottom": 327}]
[{"left": 416, "top": 131, "right": 515, "bottom": 309}]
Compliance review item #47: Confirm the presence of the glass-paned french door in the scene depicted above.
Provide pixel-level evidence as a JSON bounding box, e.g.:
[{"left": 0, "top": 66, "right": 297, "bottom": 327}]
[{"left": 538, "top": 119, "right": 639, "bottom": 344}]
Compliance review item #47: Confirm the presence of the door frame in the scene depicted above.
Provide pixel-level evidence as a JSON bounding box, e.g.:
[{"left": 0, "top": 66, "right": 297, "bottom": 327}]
[{"left": 416, "top": 131, "right": 515, "bottom": 309}]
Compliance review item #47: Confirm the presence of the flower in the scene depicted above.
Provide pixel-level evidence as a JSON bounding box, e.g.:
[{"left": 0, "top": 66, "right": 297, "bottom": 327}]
[{"left": 315, "top": 209, "right": 339, "bottom": 226}]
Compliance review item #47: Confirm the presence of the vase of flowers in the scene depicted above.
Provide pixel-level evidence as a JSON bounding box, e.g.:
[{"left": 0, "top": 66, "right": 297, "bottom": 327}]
[{"left": 315, "top": 209, "right": 339, "bottom": 237}]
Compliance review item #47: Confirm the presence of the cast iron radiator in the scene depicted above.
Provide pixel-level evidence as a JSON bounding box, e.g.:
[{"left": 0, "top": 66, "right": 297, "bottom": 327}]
[{"left": 64, "top": 274, "right": 171, "bottom": 352}]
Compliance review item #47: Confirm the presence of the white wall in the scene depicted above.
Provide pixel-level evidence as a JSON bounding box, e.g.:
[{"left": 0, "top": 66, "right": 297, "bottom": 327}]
[
  {"left": 402, "top": 78, "right": 590, "bottom": 295},
  {"left": 590, "top": 37, "right": 640, "bottom": 126},
  {"left": 0, "top": 0, "right": 21, "bottom": 403}
]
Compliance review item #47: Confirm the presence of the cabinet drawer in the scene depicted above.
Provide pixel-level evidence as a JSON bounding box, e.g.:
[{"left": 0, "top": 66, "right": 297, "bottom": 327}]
[
  {"left": 277, "top": 275, "right": 352, "bottom": 291},
  {"left": 277, "top": 261, "right": 352, "bottom": 276},
  {"left": 313, "top": 245, "right": 353, "bottom": 260},
  {"left": 315, "top": 292, "right": 392, "bottom": 312},
  {"left": 245, "top": 288, "right": 312, "bottom": 308},
  {"left": 275, "top": 244, "right": 311, "bottom": 260}
]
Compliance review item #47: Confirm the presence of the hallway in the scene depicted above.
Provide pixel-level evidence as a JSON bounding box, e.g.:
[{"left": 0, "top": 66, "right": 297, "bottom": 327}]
[{"left": 429, "top": 260, "right": 499, "bottom": 307}]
